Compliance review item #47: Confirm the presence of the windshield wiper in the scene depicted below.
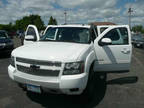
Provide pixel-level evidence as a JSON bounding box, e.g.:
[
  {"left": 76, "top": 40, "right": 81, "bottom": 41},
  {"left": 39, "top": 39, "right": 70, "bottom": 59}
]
[{"left": 40, "top": 39, "right": 89, "bottom": 44}]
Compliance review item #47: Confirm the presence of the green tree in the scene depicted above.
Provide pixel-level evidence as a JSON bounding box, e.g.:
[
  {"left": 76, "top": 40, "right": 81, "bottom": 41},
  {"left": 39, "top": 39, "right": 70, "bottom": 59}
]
[
  {"left": 53, "top": 18, "right": 58, "bottom": 25},
  {"left": 0, "top": 23, "right": 16, "bottom": 33},
  {"left": 0, "top": 14, "right": 45, "bottom": 37},
  {"left": 15, "top": 15, "right": 45, "bottom": 31},
  {"left": 48, "top": 16, "right": 58, "bottom": 25},
  {"left": 132, "top": 25, "right": 143, "bottom": 33}
]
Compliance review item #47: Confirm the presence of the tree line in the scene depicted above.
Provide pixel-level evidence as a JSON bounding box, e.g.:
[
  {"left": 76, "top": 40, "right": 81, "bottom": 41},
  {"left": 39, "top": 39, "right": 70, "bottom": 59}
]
[
  {"left": 0, "top": 15, "right": 57, "bottom": 34},
  {"left": 1, "top": 15, "right": 144, "bottom": 35},
  {"left": 132, "top": 25, "right": 144, "bottom": 34}
]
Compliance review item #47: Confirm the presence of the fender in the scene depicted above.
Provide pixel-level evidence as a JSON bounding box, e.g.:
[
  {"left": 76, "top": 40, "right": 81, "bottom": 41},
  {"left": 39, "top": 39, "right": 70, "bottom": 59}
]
[
  {"left": 82, "top": 50, "right": 96, "bottom": 90},
  {"left": 85, "top": 50, "right": 96, "bottom": 74}
]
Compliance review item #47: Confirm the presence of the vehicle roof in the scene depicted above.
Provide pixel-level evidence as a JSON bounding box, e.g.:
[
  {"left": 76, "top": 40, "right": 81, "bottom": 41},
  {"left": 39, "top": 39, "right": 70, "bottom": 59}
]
[
  {"left": 47, "top": 24, "right": 129, "bottom": 29},
  {"left": 48, "top": 24, "right": 90, "bottom": 28},
  {"left": 95, "top": 25, "right": 129, "bottom": 27},
  {"left": 90, "top": 22, "right": 116, "bottom": 26}
]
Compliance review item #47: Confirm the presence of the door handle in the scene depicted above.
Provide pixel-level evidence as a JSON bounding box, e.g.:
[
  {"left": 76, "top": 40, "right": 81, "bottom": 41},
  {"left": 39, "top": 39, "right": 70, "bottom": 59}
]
[{"left": 121, "top": 49, "right": 130, "bottom": 54}]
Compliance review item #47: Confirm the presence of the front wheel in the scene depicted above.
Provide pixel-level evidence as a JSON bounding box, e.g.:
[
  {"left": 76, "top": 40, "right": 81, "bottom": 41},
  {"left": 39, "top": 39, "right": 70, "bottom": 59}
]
[{"left": 81, "top": 67, "right": 107, "bottom": 101}]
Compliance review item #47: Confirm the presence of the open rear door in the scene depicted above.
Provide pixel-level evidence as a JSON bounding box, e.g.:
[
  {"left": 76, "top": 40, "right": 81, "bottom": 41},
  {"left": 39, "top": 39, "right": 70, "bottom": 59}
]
[
  {"left": 24, "top": 25, "right": 40, "bottom": 45},
  {"left": 94, "top": 25, "right": 132, "bottom": 72}
]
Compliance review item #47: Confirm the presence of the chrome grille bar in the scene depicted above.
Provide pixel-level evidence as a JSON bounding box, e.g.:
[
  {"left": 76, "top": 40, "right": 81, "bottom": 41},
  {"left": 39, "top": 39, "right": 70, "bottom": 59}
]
[
  {"left": 17, "top": 65, "right": 60, "bottom": 77},
  {"left": 16, "top": 57, "right": 61, "bottom": 67}
]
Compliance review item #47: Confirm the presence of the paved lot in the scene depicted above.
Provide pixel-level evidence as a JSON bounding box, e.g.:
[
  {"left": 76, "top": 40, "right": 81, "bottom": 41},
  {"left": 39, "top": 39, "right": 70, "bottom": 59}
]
[{"left": 0, "top": 41, "right": 144, "bottom": 108}]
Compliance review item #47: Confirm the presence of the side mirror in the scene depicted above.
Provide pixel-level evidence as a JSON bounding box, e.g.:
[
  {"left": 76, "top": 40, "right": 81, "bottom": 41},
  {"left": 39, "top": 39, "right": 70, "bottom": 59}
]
[
  {"left": 99, "top": 38, "right": 112, "bottom": 46},
  {"left": 25, "top": 35, "right": 36, "bottom": 41}
]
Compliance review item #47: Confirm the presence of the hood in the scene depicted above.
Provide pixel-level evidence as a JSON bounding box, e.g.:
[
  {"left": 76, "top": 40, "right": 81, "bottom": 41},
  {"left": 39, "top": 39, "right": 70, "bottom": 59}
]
[{"left": 12, "top": 42, "right": 90, "bottom": 62}]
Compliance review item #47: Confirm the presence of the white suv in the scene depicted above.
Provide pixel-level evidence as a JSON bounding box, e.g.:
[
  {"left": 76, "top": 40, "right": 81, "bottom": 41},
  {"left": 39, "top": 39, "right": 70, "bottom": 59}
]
[{"left": 8, "top": 24, "right": 132, "bottom": 98}]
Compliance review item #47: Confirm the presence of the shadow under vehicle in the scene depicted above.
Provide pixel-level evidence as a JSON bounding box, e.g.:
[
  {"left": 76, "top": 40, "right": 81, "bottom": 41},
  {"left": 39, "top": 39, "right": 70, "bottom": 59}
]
[
  {"left": 26, "top": 72, "right": 107, "bottom": 108},
  {"left": 25, "top": 74, "right": 138, "bottom": 108}
]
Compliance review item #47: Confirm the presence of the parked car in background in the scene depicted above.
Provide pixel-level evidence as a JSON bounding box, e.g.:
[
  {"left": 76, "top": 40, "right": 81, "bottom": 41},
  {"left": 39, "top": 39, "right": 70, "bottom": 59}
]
[
  {"left": 0, "top": 30, "right": 14, "bottom": 55},
  {"left": 8, "top": 31, "right": 16, "bottom": 39},
  {"left": 131, "top": 34, "right": 137, "bottom": 44},
  {"left": 132, "top": 34, "right": 144, "bottom": 48}
]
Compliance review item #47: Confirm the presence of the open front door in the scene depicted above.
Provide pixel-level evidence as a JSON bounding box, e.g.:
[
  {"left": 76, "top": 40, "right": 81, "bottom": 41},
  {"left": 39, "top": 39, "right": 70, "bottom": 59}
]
[
  {"left": 24, "top": 25, "right": 40, "bottom": 45},
  {"left": 94, "top": 25, "right": 132, "bottom": 72}
]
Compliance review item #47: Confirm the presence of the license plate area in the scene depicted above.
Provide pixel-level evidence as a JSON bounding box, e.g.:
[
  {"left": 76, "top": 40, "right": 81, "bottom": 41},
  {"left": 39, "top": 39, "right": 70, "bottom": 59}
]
[{"left": 27, "top": 84, "right": 41, "bottom": 93}]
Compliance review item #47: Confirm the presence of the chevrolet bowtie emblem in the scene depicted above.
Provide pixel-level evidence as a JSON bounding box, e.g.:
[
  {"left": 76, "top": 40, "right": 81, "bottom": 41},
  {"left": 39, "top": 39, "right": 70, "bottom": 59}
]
[{"left": 30, "top": 65, "right": 40, "bottom": 69}]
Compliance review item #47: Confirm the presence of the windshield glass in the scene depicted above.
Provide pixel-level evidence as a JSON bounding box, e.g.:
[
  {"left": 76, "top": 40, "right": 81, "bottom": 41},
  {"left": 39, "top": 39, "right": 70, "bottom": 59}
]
[
  {"left": 0, "top": 32, "right": 8, "bottom": 39},
  {"left": 41, "top": 27, "right": 90, "bottom": 44}
]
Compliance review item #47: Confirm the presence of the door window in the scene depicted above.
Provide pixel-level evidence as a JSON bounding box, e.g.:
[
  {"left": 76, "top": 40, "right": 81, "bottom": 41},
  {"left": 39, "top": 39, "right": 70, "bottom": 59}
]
[
  {"left": 44, "top": 27, "right": 57, "bottom": 40},
  {"left": 102, "top": 27, "right": 129, "bottom": 45},
  {"left": 100, "top": 27, "right": 108, "bottom": 33},
  {"left": 26, "top": 27, "right": 37, "bottom": 39}
]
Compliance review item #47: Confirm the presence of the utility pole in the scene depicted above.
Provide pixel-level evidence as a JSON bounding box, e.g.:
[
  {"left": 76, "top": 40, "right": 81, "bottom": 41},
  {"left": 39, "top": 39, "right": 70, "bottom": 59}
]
[
  {"left": 64, "top": 10, "right": 67, "bottom": 24},
  {"left": 128, "top": 7, "right": 133, "bottom": 30}
]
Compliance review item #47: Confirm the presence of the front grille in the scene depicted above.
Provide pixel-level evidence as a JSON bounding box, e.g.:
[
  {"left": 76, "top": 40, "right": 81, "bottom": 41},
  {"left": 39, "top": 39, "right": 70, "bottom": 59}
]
[
  {"left": 16, "top": 57, "right": 61, "bottom": 67},
  {"left": 17, "top": 65, "right": 60, "bottom": 77}
]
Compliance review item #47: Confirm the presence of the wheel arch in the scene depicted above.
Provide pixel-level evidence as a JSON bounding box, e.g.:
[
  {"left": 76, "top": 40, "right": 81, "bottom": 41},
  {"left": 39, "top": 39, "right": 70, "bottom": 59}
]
[{"left": 85, "top": 50, "right": 96, "bottom": 74}]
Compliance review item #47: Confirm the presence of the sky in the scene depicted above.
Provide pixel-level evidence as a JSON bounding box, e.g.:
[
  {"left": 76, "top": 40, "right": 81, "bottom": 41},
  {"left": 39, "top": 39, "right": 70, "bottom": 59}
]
[{"left": 0, "top": 0, "right": 143, "bottom": 26}]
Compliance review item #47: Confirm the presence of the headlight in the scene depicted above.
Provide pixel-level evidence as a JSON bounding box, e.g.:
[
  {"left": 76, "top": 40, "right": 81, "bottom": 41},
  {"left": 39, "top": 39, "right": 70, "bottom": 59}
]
[
  {"left": 10, "top": 56, "right": 15, "bottom": 67},
  {"left": 63, "top": 61, "right": 84, "bottom": 75}
]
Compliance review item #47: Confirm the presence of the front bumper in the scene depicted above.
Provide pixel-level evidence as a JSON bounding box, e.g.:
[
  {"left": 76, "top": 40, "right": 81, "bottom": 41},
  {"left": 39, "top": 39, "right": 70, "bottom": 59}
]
[{"left": 8, "top": 65, "right": 88, "bottom": 95}]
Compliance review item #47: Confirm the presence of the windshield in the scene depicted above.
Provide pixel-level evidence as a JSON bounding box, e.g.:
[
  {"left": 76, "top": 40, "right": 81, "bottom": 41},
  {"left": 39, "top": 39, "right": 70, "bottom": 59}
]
[
  {"left": 41, "top": 27, "right": 90, "bottom": 44},
  {"left": 0, "top": 32, "right": 8, "bottom": 39}
]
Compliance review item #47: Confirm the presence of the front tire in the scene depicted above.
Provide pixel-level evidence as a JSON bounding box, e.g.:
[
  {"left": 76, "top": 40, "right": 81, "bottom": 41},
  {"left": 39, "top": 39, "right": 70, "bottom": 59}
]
[{"left": 81, "top": 65, "right": 107, "bottom": 101}]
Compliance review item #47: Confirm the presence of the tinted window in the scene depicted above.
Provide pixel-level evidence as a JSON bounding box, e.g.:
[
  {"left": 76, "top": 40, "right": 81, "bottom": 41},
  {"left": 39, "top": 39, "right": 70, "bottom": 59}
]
[
  {"left": 119, "top": 28, "right": 129, "bottom": 44},
  {"left": 103, "top": 27, "right": 129, "bottom": 45},
  {"left": 26, "top": 27, "right": 36, "bottom": 37},
  {"left": 100, "top": 27, "right": 108, "bottom": 33},
  {"left": 44, "top": 28, "right": 57, "bottom": 40}
]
